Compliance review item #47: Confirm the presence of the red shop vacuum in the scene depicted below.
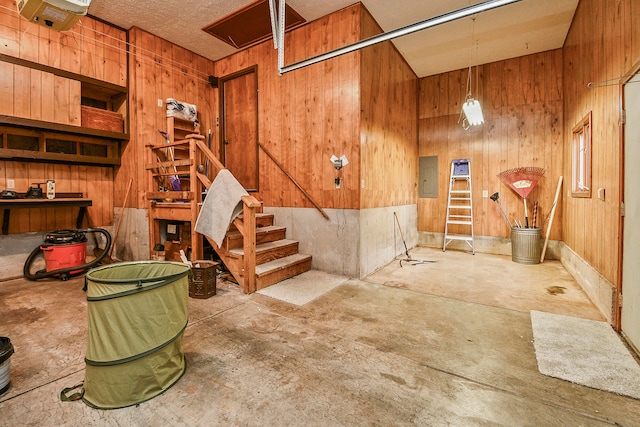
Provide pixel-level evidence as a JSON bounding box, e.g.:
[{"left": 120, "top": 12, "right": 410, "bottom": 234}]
[{"left": 23, "top": 228, "right": 112, "bottom": 281}]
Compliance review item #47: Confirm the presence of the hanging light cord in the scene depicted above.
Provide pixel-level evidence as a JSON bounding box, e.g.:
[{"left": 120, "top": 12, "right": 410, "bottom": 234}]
[{"left": 459, "top": 15, "right": 477, "bottom": 130}]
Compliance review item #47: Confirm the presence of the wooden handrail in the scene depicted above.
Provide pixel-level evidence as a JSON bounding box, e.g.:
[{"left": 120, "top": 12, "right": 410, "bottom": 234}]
[
  {"left": 195, "top": 139, "right": 226, "bottom": 175},
  {"left": 258, "top": 142, "right": 330, "bottom": 220}
]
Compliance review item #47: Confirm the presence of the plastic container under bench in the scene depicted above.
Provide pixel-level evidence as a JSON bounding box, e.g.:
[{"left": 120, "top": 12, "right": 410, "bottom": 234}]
[{"left": 189, "top": 261, "right": 218, "bottom": 299}]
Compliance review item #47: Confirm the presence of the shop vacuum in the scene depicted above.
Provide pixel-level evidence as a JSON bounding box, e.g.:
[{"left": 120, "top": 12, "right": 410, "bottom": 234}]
[{"left": 23, "top": 228, "right": 112, "bottom": 281}]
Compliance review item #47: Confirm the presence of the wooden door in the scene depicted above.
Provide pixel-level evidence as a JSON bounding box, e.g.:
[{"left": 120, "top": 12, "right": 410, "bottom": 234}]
[
  {"left": 621, "top": 71, "right": 640, "bottom": 353},
  {"left": 221, "top": 68, "right": 259, "bottom": 191}
]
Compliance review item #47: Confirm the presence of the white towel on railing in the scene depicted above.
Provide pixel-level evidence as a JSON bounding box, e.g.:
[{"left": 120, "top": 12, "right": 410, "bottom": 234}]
[{"left": 195, "top": 169, "right": 248, "bottom": 247}]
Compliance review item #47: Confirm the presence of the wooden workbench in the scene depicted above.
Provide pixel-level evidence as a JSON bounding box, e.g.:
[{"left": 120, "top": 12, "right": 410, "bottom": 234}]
[{"left": 0, "top": 197, "right": 92, "bottom": 235}]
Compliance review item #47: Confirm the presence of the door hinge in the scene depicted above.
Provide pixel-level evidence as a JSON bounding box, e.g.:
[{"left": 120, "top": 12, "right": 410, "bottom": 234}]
[
  {"left": 619, "top": 293, "right": 623, "bottom": 308},
  {"left": 621, "top": 108, "right": 626, "bottom": 125},
  {"left": 621, "top": 201, "right": 625, "bottom": 217}
]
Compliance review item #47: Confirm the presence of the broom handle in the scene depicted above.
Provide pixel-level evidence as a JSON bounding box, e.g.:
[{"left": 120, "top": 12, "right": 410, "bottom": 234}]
[
  {"left": 110, "top": 178, "right": 133, "bottom": 257},
  {"left": 523, "top": 198, "right": 529, "bottom": 228},
  {"left": 540, "top": 176, "right": 563, "bottom": 263}
]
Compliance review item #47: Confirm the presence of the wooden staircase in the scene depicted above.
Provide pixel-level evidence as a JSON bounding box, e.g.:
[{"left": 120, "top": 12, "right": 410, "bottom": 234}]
[
  {"left": 213, "top": 212, "right": 312, "bottom": 291},
  {"left": 147, "top": 116, "right": 311, "bottom": 294}
]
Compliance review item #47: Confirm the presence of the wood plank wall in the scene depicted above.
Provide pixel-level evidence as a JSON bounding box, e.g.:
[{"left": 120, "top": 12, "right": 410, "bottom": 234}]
[
  {"left": 0, "top": 0, "right": 126, "bottom": 86},
  {"left": 125, "top": 28, "right": 216, "bottom": 210},
  {"left": 418, "top": 50, "right": 564, "bottom": 240},
  {"left": 562, "top": 0, "right": 640, "bottom": 286},
  {"left": 213, "top": 5, "right": 362, "bottom": 210},
  {"left": 0, "top": 1, "right": 126, "bottom": 232},
  {"left": 359, "top": 7, "right": 418, "bottom": 209}
]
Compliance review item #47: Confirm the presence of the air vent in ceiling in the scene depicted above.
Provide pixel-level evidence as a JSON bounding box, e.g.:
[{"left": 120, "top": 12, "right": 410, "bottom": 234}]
[{"left": 202, "top": 0, "right": 305, "bottom": 49}]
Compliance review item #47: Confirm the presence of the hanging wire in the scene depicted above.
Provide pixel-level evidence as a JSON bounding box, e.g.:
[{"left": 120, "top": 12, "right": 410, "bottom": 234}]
[
  {"left": 0, "top": 4, "right": 214, "bottom": 85},
  {"left": 587, "top": 77, "right": 640, "bottom": 88},
  {"left": 459, "top": 15, "right": 477, "bottom": 130}
]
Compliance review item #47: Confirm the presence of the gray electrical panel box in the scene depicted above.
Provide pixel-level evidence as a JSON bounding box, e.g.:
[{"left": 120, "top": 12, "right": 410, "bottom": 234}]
[{"left": 419, "top": 156, "right": 438, "bottom": 198}]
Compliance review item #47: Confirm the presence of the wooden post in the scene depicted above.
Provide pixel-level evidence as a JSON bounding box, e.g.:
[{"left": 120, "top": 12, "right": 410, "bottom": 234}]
[
  {"left": 242, "top": 196, "right": 258, "bottom": 294},
  {"left": 540, "top": 176, "right": 563, "bottom": 263}
]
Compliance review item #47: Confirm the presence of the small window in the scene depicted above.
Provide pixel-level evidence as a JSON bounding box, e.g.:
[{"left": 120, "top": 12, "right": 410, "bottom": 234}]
[
  {"left": 81, "top": 142, "right": 108, "bottom": 158},
  {"left": 46, "top": 139, "right": 77, "bottom": 155},
  {"left": 7, "top": 134, "right": 39, "bottom": 151},
  {"left": 572, "top": 112, "right": 592, "bottom": 198}
]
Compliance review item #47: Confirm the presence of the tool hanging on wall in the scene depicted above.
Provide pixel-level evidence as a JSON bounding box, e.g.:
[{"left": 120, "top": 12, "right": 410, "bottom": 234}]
[{"left": 393, "top": 212, "right": 435, "bottom": 267}]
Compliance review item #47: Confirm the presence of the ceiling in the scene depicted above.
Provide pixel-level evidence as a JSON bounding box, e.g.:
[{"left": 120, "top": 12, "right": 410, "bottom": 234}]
[{"left": 87, "top": 0, "right": 579, "bottom": 78}]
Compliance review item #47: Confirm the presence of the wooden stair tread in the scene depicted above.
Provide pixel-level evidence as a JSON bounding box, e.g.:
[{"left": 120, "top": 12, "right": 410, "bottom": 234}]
[
  {"left": 255, "top": 253, "right": 312, "bottom": 276},
  {"left": 228, "top": 239, "right": 298, "bottom": 256},
  {"left": 226, "top": 225, "right": 285, "bottom": 238}
]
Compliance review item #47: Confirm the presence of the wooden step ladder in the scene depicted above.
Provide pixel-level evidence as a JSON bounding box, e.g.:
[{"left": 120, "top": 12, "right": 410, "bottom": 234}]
[{"left": 443, "top": 158, "right": 475, "bottom": 254}]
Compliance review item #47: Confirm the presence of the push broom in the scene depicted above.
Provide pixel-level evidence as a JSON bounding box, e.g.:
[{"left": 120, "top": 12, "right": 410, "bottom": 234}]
[{"left": 497, "top": 166, "right": 545, "bottom": 228}]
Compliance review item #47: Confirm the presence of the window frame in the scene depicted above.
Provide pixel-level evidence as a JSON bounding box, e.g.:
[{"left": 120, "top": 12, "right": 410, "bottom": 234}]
[{"left": 571, "top": 112, "right": 592, "bottom": 198}]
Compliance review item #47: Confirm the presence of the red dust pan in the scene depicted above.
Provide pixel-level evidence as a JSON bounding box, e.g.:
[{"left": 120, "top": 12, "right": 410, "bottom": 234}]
[{"left": 497, "top": 167, "right": 545, "bottom": 228}]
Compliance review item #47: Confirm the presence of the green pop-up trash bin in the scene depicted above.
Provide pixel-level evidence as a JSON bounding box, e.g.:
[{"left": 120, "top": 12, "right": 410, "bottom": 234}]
[{"left": 83, "top": 261, "right": 190, "bottom": 409}]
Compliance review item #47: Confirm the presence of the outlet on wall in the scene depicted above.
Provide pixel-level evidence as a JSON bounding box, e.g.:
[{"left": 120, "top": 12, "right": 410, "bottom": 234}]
[
  {"left": 482, "top": 189, "right": 488, "bottom": 198},
  {"left": 7, "top": 179, "right": 14, "bottom": 189}
]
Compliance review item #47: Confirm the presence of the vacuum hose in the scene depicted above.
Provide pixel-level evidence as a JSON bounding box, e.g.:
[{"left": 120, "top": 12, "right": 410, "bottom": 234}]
[{"left": 23, "top": 228, "right": 112, "bottom": 281}]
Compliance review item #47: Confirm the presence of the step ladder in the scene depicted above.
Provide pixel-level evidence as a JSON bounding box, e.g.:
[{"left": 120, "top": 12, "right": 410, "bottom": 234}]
[{"left": 443, "top": 158, "right": 475, "bottom": 254}]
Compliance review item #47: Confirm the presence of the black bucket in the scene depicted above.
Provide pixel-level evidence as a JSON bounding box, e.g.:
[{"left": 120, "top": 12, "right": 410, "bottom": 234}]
[{"left": 0, "top": 337, "right": 14, "bottom": 396}]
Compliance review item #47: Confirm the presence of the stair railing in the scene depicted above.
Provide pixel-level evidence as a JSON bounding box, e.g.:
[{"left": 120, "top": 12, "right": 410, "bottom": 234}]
[
  {"left": 258, "top": 142, "right": 330, "bottom": 220},
  {"left": 194, "top": 139, "right": 260, "bottom": 293}
]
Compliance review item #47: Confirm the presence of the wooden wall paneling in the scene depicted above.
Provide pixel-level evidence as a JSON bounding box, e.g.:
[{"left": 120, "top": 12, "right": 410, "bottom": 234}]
[
  {"left": 53, "top": 75, "right": 69, "bottom": 124},
  {"left": 293, "top": 32, "right": 310, "bottom": 208},
  {"left": 103, "top": 23, "right": 125, "bottom": 87},
  {"left": 307, "top": 22, "right": 325, "bottom": 210},
  {"left": 281, "top": 54, "right": 295, "bottom": 207},
  {"left": 171, "top": 44, "right": 186, "bottom": 103},
  {"left": 138, "top": 31, "right": 161, "bottom": 208},
  {"left": 37, "top": 25, "right": 50, "bottom": 66},
  {"left": 13, "top": 63, "right": 30, "bottom": 119},
  {"left": 18, "top": 12, "right": 38, "bottom": 63},
  {"left": 29, "top": 68, "right": 42, "bottom": 120},
  {"left": 484, "top": 106, "right": 504, "bottom": 236},
  {"left": 80, "top": 18, "right": 97, "bottom": 80},
  {"left": 322, "top": 52, "right": 336, "bottom": 209},
  {"left": 47, "top": 25, "right": 61, "bottom": 70},
  {"left": 0, "top": 0, "right": 19, "bottom": 57},
  {"left": 26, "top": 163, "right": 45, "bottom": 231},
  {"left": 59, "top": 33, "right": 77, "bottom": 76},
  {"left": 0, "top": 62, "right": 13, "bottom": 116},
  {"left": 40, "top": 69, "right": 55, "bottom": 122},
  {"left": 69, "top": 78, "right": 80, "bottom": 126},
  {"left": 53, "top": 163, "right": 73, "bottom": 227},
  {"left": 5, "top": 161, "right": 29, "bottom": 233},
  {"left": 256, "top": 45, "right": 270, "bottom": 205}
]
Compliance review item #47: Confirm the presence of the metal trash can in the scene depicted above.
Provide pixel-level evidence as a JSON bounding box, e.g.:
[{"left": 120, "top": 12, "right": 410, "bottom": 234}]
[
  {"left": 511, "top": 227, "right": 542, "bottom": 264},
  {"left": 0, "top": 337, "right": 14, "bottom": 396}
]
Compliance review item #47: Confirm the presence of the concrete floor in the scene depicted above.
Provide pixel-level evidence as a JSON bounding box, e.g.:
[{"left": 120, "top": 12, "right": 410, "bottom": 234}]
[{"left": 1, "top": 247, "right": 639, "bottom": 426}]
